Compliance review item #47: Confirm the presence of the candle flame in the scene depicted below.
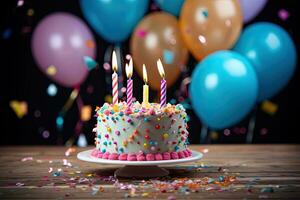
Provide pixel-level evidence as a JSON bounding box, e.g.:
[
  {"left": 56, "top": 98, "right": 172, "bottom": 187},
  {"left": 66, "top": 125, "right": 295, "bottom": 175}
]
[
  {"left": 112, "top": 50, "right": 118, "bottom": 72},
  {"left": 157, "top": 59, "right": 165, "bottom": 78},
  {"left": 143, "top": 64, "right": 148, "bottom": 84},
  {"left": 126, "top": 58, "right": 133, "bottom": 78}
]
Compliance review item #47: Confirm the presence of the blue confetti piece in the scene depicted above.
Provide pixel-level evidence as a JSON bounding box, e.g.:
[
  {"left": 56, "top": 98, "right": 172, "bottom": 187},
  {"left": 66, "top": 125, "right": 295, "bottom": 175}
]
[
  {"left": 163, "top": 49, "right": 174, "bottom": 64},
  {"left": 2, "top": 28, "right": 12, "bottom": 39},
  {"left": 83, "top": 56, "right": 98, "bottom": 70},
  {"left": 56, "top": 116, "right": 64, "bottom": 130},
  {"left": 47, "top": 84, "right": 57, "bottom": 96}
]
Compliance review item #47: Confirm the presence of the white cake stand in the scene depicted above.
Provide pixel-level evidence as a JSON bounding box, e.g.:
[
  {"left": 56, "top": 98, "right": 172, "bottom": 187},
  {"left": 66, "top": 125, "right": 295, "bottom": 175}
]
[{"left": 77, "top": 149, "right": 203, "bottom": 178}]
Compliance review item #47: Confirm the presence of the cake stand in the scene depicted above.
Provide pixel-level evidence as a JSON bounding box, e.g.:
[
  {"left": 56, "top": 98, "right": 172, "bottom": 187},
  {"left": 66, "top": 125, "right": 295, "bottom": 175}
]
[{"left": 77, "top": 150, "right": 203, "bottom": 178}]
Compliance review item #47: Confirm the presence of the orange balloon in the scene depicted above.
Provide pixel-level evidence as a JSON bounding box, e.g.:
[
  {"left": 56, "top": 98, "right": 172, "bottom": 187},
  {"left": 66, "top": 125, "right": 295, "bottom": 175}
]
[
  {"left": 130, "top": 12, "right": 188, "bottom": 90},
  {"left": 180, "top": 0, "right": 242, "bottom": 61}
]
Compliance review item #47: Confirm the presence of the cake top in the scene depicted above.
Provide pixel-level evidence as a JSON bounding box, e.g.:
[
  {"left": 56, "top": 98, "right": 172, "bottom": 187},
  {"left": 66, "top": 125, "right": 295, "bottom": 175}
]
[{"left": 95, "top": 101, "right": 188, "bottom": 119}]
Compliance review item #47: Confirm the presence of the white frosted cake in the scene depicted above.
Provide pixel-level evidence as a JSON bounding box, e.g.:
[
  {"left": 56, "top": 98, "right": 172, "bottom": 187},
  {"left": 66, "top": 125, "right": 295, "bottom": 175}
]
[{"left": 91, "top": 101, "right": 191, "bottom": 161}]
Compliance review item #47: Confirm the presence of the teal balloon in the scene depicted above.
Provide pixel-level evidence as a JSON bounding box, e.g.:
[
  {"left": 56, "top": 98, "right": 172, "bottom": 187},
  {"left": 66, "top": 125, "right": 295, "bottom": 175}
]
[
  {"left": 190, "top": 51, "right": 258, "bottom": 129},
  {"left": 234, "top": 22, "right": 297, "bottom": 101},
  {"left": 154, "top": 0, "right": 184, "bottom": 16},
  {"left": 80, "top": 0, "right": 149, "bottom": 43}
]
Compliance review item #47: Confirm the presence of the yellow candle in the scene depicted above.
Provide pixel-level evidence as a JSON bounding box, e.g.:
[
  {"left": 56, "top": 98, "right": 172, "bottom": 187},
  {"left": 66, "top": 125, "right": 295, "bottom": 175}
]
[{"left": 142, "top": 64, "right": 149, "bottom": 106}]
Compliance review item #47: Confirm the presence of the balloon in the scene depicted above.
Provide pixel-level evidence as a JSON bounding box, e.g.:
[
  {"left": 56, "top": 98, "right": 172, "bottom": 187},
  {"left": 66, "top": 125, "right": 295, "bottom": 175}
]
[
  {"left": 180, "top": 0, "right": 242, "bottom": 61},
  {"left": 131, "top": 12, "right": 188, "bottom": 90},
  {"left": 190, "top": 51, "right": 258, "bottom": 129},
  {"left": 234, "top": 22, "right": 297, "bottom": 101},
  {"left": 80, "top": 0, "right": 149, "bottom": 43},
  {"left": 31, "top": 12, "right": 96, "bottom": 87},
  {"left": 239, "top": 0, "right": 268, "bottom": 23},
  {"left": 154, "top": 0, "right": 184, "bottom": 16}
]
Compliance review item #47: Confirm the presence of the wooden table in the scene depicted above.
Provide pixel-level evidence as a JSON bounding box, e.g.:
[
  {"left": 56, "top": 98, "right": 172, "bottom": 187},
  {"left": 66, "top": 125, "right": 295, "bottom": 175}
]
[{"left": 0, "top": 145, "right": 299, "bottom": 199}]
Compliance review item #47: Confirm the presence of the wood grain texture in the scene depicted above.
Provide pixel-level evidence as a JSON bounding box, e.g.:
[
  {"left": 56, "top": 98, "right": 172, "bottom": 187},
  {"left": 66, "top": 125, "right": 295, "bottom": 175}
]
[{"left": 0, "top": 145, "right": 299, "bottom": 199}]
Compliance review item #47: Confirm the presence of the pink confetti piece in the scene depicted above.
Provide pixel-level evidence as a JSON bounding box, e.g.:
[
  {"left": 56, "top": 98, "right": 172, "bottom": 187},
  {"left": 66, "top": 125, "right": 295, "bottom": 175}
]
[
  {"left": 137, "top": 29, "right": 147, "bottom": 38},
  {"left": 21, "top": 157, "right": 33, "bottom": 162},
  {"left": 278, "top": 9, "right": 290, "bottom": 21},
  {"left": 48, "top": 167, "right": 53, "bottom": 173}
]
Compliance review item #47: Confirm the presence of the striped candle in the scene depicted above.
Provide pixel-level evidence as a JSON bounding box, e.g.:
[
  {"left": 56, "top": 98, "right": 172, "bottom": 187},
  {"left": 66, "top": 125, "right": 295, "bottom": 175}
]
[
  {"left": 126, "top": 59, "right": 133, "bottom": 107},
  {"left": 112, "top": 51, "right": 118, "bottom": 105},
  {"left": 160, "top": 79, "right": 167, "bottom": 108},
  {"left": 127, "top": 78, "right": 133, "bottom": 106},
  {"left": 112, "top": 72, "right": 118, "bottom": 105},
  {"left": 157, "top": 59, "right": 167, "bottom": 108}
]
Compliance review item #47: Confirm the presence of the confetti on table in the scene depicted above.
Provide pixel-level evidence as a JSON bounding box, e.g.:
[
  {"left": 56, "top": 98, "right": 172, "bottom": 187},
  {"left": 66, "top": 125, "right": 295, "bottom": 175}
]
[
  {"left": 163, "top": 49, "right": 174, "bottom": 64},
  {"left": 21, "top": 157, "right": 33, "bottom": 162}
]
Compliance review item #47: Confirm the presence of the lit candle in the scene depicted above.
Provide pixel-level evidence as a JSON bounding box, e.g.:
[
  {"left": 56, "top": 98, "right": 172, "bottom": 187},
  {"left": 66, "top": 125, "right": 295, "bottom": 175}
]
[
  {"left": 112, "top": 51, "right": 118, "bottom": 105},
  {"left": 157, "top": 59, "right": 166, "bottom": 108},
  {"left": 142, "top": 64, "right": 149, "bottom": 106},
  {"left": 126, "top": 58, "right": 133, "bottom": 107}
]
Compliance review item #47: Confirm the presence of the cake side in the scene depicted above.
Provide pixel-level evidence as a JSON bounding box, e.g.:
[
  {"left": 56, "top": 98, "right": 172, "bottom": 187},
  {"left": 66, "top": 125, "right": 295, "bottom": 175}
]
[{"left": 92, "top": 101, "right": 191, "bottom": 161}]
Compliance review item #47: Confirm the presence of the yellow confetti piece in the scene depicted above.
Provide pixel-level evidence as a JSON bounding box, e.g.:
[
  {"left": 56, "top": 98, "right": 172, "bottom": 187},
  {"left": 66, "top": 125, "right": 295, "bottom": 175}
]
[
  {"left": 27, "top": 8, "right": 34, "bottom": 16},
  {"left": 261, "top": 100, "right": 278, "bottom": 115},
  {"left": 105, "top": 95, "right": 112, "bottom": 103},
  {"left": 81, "top": 105, "right": 92, "bottom": 121},
  {"left": 141, "top": 192, "right": 149, "bottom": 197},
  {"left": 46, "top": 65, "right": 57, "bottom": 76},
  {"left": 210, "top": 131, "right": 219, "bottom": 140},
  {"left": 9, "top": 100, "right": 28, "bottom": 118}
]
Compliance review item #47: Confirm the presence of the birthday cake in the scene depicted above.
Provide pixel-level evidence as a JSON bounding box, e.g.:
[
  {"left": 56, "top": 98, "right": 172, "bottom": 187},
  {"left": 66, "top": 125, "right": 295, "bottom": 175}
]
[{"left": 91, "top": 101, "right": 191, "bottom": 161}]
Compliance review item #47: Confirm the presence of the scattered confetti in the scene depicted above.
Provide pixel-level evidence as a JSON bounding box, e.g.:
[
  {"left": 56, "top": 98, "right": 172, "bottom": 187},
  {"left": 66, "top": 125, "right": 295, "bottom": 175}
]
[
  {"left": 261, "top": 100, "right": 278, "bottom": 115},
  {"left": 46, "top": 65, "right": 57, "bottom": 75},
  {"left": 261, "top": 187, "right": 274, "bottom": 193},
  {"left": 278, "top": 9, "right": 290, "bottom": 21},
  {"left": 47, "top": 83, "right": 57, "bottom": 96},
  {"left": 65, "top": 147, "right": 76, "bottom": 156},
  {"left": 163, "top": 49, "right": 174, "bottom": 64},
  {"left": 27, "top": 8, "right": 34, "bottom": 16},
  {"left": 81, "top": 105, "right": 92, "bottom": 121},
  {"left": 86, "top": 39, "right": 95, "bottom": 49},
  {"left": 42, "top": 130, "right": 50, "bottom": 138},
  {"left": 21, "top": 157, "right": 33, "bottom": 162},
  {"left": 2, "top": 28, "right": 12, "bottom": 39},
  {"left": 77, "top": 133, "right": 88, "bottom": 147},
  {"left": 9, "top": 100, "right": 28, "bottom": 118},
  {"left": 17, "top": 0, "right": 24, "bottom": 7},
  {"left": 84, "top": 56, "right": 98, "bottom": 70}
]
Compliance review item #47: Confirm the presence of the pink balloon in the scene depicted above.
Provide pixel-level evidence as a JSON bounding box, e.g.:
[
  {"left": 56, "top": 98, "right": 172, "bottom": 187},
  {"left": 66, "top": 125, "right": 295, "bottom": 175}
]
[{"left": 31, "top": 12, "right": 96, "bottom": 87}]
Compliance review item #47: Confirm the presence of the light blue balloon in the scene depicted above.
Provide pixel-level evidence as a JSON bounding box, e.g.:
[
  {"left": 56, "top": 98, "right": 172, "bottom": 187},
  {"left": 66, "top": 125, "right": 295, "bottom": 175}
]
[
  {"left": 80, "top": 0, "right": 149, "bottom": 43},
  {"left": 190, "top": 51, "right": 258, "bottom": 129},
  {"left": 154, "top": 0, "right": 184, "bottom": 16},
  {"left": 234, "top": 22, "right": 297, "bottom": 101}
]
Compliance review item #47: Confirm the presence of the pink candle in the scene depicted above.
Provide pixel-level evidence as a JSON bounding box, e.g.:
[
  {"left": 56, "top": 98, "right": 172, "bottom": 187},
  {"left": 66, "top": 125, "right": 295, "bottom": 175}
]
[
  {"left": 112, "top": 72, "right": 118, "bottom": 105},
  {"left": 126, "top": 59, "right": 133, "bottom": 107},
  {"left": 127, "top": 78, "right": 133, "bottom": 106},
  {"left": 157, "top": 59, "right": 167, "bottom": 108},
  {"left": 112, "top": 51, "right": 118, "bottom": 105}
]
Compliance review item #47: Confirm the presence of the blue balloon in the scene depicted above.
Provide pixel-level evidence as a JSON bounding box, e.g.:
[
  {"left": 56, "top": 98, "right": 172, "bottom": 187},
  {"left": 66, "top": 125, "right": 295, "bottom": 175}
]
[
  {"left": 154, "top": 0, "right": 184, "bottom": 16},
  {"left": 234, "top": 22, "right": 297, "bottom": 101},
  {"left": 80, "top": 0, "right": 149, "bottom": 43},
  {"left": 190, "top": 51, "right": 258, "bottom": 129}
]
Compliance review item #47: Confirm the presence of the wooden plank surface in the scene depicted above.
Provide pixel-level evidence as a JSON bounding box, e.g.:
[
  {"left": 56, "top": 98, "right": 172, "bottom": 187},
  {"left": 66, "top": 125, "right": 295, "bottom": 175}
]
[{"left": 0, "top": 145, "right": 299, "bottom": 199}]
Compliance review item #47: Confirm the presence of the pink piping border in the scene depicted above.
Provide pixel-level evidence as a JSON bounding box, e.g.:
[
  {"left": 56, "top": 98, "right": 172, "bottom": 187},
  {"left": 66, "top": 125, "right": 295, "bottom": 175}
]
[{"left": 91, "top": 149, "right": 192, "bottom": 161}]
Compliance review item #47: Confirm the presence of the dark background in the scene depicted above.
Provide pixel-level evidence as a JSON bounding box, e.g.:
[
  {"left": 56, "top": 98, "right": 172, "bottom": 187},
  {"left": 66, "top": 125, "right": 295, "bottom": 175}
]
[{"left": 1, "top": 0, "right": 299, "bottom": 146}]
